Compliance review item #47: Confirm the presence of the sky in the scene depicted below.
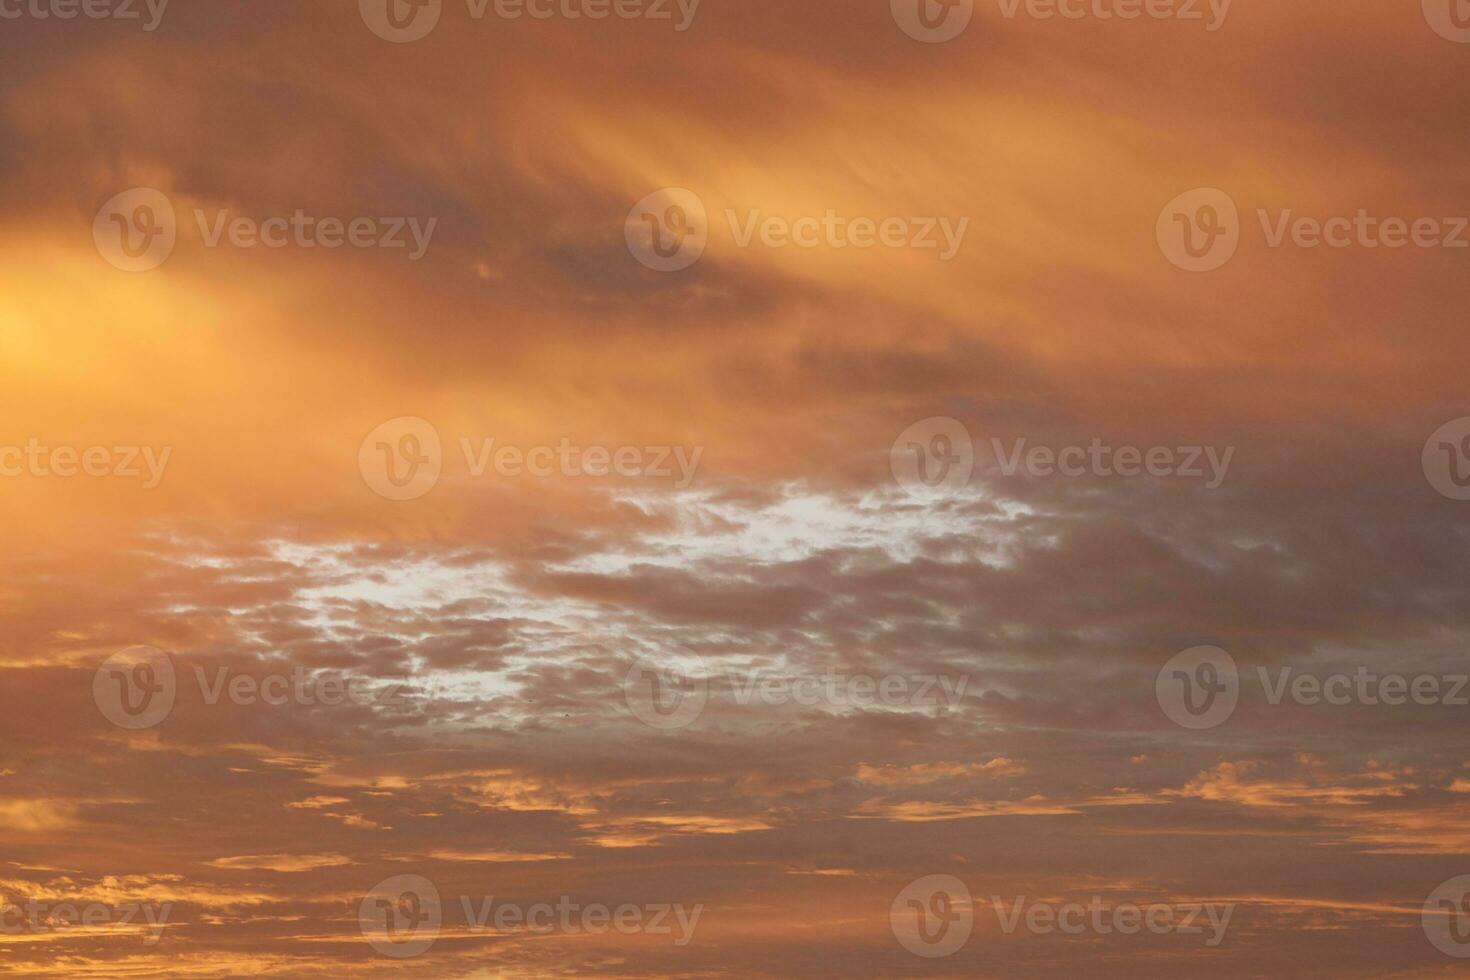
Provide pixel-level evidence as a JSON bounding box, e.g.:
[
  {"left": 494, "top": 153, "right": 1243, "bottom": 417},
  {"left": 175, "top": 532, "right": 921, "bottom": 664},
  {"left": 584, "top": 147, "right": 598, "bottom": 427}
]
[{"left": 3, "top": 0, "right": 1470, "bottom": 976}]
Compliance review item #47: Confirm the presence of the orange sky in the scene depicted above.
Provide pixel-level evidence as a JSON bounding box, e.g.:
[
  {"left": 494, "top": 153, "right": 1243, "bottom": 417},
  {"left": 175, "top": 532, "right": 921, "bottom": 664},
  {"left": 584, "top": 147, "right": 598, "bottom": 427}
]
[{"left": 2, "top": 1, "right": 1470, "bottom": 977}]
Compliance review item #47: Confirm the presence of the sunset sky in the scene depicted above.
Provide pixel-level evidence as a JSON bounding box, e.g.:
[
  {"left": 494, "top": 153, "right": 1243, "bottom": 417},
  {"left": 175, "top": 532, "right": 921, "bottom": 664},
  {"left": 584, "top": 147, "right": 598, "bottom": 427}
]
[{"left": 3, "top": 1, "right": 1470, "bottom": 977}]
